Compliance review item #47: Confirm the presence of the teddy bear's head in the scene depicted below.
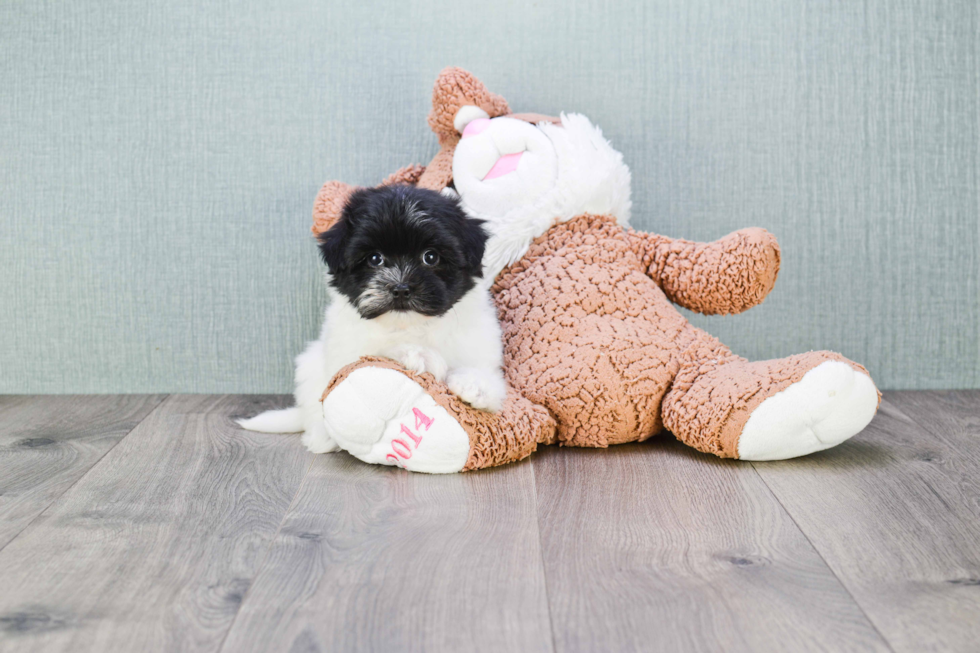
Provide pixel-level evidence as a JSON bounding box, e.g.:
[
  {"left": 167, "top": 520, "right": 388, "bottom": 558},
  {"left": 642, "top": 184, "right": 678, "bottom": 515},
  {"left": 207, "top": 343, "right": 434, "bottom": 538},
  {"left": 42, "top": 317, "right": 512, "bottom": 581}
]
[
  {"left": 427, "top": 68, "right": 632, "bottom": 276},
  {"left": 313, "top": 67, "right": 632, "bottom": 277},
  {"left": 449, "top": 109, "right": 632, "bottom": 275}
]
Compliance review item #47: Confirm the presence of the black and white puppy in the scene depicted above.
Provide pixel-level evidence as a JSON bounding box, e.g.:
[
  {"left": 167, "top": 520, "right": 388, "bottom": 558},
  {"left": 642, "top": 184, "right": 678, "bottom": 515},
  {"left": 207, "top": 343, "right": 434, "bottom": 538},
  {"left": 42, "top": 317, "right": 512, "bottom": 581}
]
[{"left": 238, "top": 185, "right": 507, "bottom": 453}]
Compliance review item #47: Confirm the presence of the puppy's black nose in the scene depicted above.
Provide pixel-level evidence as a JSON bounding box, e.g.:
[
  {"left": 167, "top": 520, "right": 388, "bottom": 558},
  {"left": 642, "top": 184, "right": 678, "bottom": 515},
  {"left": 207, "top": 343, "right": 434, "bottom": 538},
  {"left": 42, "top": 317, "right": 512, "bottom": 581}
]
[{"left": 391, "top": 283, "right": 411, "bottom": 299}]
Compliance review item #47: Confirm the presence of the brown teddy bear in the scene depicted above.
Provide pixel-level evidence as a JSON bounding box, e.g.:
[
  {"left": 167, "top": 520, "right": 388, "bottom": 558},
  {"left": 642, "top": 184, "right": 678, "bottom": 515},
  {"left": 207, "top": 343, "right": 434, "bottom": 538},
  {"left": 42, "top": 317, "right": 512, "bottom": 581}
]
[{"left": 311, "top": 68, "right": 880, "bottom": 473}]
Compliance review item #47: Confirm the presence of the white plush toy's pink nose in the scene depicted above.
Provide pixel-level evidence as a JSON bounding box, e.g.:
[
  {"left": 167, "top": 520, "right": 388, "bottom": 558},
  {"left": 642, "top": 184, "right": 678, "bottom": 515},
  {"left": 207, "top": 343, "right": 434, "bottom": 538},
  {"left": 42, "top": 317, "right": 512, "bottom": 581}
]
[{"left": 483, "top": 152, "right": 523, "bottom": 180}]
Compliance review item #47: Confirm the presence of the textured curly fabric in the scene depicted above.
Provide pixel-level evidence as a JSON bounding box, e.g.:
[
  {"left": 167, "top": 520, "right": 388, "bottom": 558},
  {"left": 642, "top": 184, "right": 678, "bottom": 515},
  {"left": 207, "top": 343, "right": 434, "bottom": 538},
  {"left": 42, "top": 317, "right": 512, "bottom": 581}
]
[
  {"left": 382, "top": 163, "right": 427, "bottom": 187},
  {"left": 425, "top": 67, "right": 510, "bottom": 143},
  {"left": 413, "top": 68, "right": 562, "bottom": 193},
  {"left": 416, "top": 67, "right": 511, "bottom": 192},
  {"left": 493, "top": 214, "right": 702, "bottom": 447},
  {"left": 318, "top": 211, "right": 874, "bottom": 467},
  {"left": 661, "top": 348, "right": 875, "bottom": 457},
  {"left": 311, "top": 165, "right": 427, "bottom": 235},
  {"left": 311, "top": 180, "right": 357, "bottom": 236},
  {"left": 627, "top": 227, "right": 781, "bottom": 315},
  {"left": 416, "top": 143, "right": 456, "bottom": 192},
  {"left": 460, "top": 394, "right": 556, "bottom": 470},
  {"left": 314, "top": 68, "right": 878, "bottom": 469},
  {"left": 322, "top": 356, "right": 557, "bottom": 470}
]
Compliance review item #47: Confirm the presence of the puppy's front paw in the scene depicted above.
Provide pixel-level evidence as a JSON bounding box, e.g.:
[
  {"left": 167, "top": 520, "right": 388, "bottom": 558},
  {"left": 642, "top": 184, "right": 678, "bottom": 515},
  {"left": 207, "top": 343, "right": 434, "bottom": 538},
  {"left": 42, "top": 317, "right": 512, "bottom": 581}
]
[
  {"left": 382, "top": 344, "right": 448, "bottom": 382},
  {"left": 447, "top": 368, "right": 507, "bottom": 413}
]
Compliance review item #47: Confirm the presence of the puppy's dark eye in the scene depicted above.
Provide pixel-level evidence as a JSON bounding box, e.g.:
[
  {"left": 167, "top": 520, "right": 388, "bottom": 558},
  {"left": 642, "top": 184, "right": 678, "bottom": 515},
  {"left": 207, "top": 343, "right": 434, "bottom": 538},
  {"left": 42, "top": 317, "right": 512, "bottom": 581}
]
[
  {"left": 422, "top": 250, "right": 439, "bottom": 266},
  {"left": 367, "top": 253, "right": 385, "bottom": 268}
]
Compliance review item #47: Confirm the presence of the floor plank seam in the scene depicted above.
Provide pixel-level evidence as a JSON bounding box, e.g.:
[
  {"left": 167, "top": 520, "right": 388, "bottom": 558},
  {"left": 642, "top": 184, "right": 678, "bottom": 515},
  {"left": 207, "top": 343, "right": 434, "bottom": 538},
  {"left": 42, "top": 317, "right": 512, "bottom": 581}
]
[
  {"left": 0, "top": 393, "right": 171, "bottom": 556},
  {"left": 529, "top": 459, "right": 560, "bottom": 653},
  {"left": 748, "top": 462, "right": 897, "bottom": 653},
  {"left": 887, "top": 391, "right": 959, "bottom": 444},
  {"left": 215, "top": 453, "right": 317, "bottom": 653}
]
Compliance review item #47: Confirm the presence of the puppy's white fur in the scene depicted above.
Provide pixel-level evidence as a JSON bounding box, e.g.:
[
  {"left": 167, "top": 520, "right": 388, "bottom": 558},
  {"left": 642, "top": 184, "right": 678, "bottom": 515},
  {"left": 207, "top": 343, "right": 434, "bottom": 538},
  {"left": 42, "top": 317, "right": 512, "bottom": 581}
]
[{"left": 238, "top": 283, "right": 507, "bottom": 454}]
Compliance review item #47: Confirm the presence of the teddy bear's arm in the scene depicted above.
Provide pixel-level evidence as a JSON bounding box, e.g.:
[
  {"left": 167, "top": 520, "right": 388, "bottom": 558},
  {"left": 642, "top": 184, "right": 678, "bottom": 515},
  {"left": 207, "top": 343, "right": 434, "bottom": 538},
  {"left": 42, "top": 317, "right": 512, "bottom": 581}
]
[{"left": 627, "top": 227, "right": 781, "bottom": 315}]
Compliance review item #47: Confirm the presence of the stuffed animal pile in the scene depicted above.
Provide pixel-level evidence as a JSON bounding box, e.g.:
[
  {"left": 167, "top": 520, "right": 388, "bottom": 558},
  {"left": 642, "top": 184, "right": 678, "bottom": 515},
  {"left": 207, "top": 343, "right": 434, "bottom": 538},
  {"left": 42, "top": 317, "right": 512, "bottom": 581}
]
[{"left": 310, "top": 68, "right": 879, "bottom": 473}]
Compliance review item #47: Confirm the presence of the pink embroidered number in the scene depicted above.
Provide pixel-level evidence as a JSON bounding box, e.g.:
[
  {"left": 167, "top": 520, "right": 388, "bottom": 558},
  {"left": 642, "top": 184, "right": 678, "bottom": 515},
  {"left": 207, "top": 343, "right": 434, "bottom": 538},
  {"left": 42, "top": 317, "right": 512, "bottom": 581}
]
[
  {"left": 401, "top": 424, "right": 422, "bottom": 447},
  {"left": 413, "top": 407, "right": 434, "bottom": 431},
  {"left": 386, "top": 407, "right": 434, "bottom": 467},
  {"left": 391, "top": 439, "right": 412, "bottom": 459}
]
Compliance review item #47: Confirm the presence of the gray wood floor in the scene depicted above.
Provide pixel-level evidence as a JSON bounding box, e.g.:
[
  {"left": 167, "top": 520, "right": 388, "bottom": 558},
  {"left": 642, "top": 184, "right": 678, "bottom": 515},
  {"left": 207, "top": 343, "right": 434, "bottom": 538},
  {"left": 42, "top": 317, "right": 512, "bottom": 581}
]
[{"left": 0, "top": 393, "right": 977, "bottom": 653}]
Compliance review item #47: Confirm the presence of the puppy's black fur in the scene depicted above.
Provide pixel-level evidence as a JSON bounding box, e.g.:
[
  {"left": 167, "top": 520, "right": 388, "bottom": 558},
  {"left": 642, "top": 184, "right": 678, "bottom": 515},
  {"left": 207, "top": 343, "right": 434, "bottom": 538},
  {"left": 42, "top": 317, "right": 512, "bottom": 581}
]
[{"left": 318, "top": 185, "right": 488, "bottom": 320}]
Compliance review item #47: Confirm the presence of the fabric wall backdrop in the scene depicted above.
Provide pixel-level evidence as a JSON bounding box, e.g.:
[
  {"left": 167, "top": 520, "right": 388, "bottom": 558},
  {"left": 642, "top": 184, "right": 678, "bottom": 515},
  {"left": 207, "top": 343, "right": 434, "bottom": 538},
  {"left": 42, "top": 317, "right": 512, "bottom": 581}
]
[{"left": 2, "top": 0, "right": 978, "bottom": 393}]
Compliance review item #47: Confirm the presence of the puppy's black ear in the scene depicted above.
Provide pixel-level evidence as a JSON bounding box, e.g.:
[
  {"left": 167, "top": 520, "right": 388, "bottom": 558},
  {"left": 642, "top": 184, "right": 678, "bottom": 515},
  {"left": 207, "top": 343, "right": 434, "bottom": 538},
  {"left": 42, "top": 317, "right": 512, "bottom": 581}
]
[
  {"left": 317, "top": 218, "right": 350, "bottom": 272},
  {"left": 455, "top": 216, "right": 489, "bottom": 278}
]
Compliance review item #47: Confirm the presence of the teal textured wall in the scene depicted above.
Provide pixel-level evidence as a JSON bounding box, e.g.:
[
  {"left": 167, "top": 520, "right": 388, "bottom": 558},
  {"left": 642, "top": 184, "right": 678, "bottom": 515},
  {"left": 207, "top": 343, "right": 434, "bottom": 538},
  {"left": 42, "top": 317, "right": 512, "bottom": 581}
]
[{"left": 1, "top": 0, "right": 977, "bottom": 392}]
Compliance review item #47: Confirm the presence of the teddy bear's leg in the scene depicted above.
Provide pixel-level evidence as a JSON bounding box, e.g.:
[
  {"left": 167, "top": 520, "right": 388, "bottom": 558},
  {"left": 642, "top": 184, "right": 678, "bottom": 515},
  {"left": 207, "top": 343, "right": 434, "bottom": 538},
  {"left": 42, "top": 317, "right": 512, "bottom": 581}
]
[
  {"left": 319, "top": 357, "right": 557, "bottom": 473},
  {"left": 661, "top": 332, "right": 880, "bottom": 460}
]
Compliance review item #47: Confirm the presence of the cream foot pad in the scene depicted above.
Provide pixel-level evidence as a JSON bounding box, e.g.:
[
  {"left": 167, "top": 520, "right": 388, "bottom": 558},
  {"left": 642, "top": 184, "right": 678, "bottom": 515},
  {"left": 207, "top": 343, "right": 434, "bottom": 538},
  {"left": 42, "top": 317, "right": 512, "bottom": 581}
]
[
  {"left": 322, "top": 367, "right": 471, "bottom": 473},
  {"left": 738, "top": 361, "right": 879, "bottom": 461}
]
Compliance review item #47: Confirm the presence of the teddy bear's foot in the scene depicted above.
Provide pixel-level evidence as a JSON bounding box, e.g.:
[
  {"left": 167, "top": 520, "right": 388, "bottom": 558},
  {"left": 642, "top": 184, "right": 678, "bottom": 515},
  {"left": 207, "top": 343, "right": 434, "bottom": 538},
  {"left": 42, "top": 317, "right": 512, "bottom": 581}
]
[
  {"left": 663, "top": 343, "right": 880, "bottom": 460},
  {"left": 321, "top": 366, "right": 471, "bottom": 473},
  {"left": 737, "top": 361, "right": 879, "bottom": 461}
]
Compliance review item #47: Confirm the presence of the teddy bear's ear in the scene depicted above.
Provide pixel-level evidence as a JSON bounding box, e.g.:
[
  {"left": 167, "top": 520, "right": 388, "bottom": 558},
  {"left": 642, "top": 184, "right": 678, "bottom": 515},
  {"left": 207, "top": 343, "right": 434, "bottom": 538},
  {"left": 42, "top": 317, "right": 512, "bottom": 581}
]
[
  {"left": 312, "top": 165, "right": 426, "bottom": 236},
  {"left": 311, "top": 180, "right": 358, "bottom": 236},
  {"left": 428, "top": 67, "right": 510, "bottom": 143},
  {"left": 381, "top": 163, "right": 427, "bottom": 187}
]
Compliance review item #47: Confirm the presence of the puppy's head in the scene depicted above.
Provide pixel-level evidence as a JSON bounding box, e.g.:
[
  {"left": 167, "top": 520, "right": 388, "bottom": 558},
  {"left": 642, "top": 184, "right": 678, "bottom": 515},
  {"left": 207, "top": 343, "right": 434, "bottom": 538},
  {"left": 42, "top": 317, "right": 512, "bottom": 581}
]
[{"left": 318, "top": 185, "right": 488, "bottom": 320}]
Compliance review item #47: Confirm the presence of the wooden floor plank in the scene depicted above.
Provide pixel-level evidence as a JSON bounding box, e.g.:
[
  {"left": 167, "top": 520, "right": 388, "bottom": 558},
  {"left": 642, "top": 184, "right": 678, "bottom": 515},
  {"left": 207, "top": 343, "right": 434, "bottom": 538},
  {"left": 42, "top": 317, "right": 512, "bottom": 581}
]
[
  {"left": 0, "top": 394, "right": 166, "bottom": 550},
  {"left": 1, "top": 392, "right": 974, "bottom": 651},
  {"left": 752, "top": 392, "right": 980, "bottom": 652},
  {"left": 533, "top": 441, "right": 890, "bottom": 653},
  {"left": 220, "top": 453, "right": 554, "bottom": 653},
  {"left": 0, "top": 394, "right": 311, "bottom": 653}
]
